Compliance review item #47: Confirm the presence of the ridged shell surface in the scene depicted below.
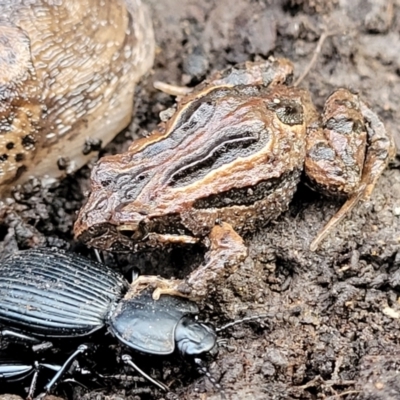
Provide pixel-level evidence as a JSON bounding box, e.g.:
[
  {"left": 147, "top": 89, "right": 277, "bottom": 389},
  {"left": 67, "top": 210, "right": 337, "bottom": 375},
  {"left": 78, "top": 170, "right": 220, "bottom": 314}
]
[{"left": 0, "top": 248, "right": 128, "bottom": 337}]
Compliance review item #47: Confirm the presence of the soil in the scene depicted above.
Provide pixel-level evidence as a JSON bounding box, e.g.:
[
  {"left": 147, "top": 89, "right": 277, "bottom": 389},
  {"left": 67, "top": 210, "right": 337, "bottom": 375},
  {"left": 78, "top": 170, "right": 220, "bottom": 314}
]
[{"left": 1, "top": 0, "right": 400, "bottom": 400}]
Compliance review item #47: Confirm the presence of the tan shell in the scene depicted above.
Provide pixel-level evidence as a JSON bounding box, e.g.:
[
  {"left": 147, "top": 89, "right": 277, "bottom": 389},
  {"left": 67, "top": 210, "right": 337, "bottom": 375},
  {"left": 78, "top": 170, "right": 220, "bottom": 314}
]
[{"left": 0, "top": 0, "right": 154, "bottom": 193}]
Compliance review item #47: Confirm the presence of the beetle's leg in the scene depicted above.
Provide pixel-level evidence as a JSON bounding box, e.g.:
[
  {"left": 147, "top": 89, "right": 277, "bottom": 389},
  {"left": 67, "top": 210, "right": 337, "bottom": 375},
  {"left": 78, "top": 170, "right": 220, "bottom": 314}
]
[
  {"left": 34, "top": 344, "right": 88, "bottom": 400},
  {"left": 93, "top": 248, "right": 103, "bottom": 263},
  {"left": 0, "top": 329, "right": 41, "bottom": 343},
  {"left": 129, "top": 222, "right": 247, "bottom": 300},
  {"left": 121, "top": 354, "right": 169, "bottom": 392},
  {"left": 26, "top": 361, "right": 40, "bottom": 400},
  {"left": 194, "top": 358, "right": 226, "bottom": 400},
  {"left": 305, "top": 90, "right": 395, "bottom": 251},
  {"left": 41, "top": 361, "right": 91, "bottom": 392},
  {"left": 32, "top": 341, "right": 53, "bottom": 353}
]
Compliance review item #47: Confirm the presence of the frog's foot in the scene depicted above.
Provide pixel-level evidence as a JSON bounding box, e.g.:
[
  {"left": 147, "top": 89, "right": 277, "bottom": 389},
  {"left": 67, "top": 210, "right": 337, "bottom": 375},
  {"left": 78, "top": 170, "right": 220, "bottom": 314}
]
[
  {"left": 307, "top": 95, "right": 395, "bottom": 251},
  {"left": 145, "top": 232, "right": 198, "bottom": 246},
  {"left": 128, "top": 275, "right": 192, "bottom": 300},
  {"left": 129, "top": 222, "right": 247, "bottom": 301}
]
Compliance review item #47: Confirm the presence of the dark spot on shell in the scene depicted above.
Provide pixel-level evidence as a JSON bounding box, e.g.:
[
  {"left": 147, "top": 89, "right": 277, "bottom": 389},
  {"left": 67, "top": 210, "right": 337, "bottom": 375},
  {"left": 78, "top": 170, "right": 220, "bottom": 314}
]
[
  {"left": 6, "top": 142, "right": 14, "bottom": 150},
  {"left": 0, "top": 223, "right": 8, "bottom": 241},
  {"left": 21, "top": 134, "right": 36, "bottom": 149},
  {"left": 0, "top": 154, "right": 8, "bottom": 162},
  {"left": 15, "top": 153, "right": 25, "bottom": 162},
  {"left": 15, "top": 165, "right": 27, "bottom": 180},
  {"left": 57, "top": 157, "right": 69, "bottom": 170},
  {"left": 82, "top": 138, "right": 102, "bottom": 155}
]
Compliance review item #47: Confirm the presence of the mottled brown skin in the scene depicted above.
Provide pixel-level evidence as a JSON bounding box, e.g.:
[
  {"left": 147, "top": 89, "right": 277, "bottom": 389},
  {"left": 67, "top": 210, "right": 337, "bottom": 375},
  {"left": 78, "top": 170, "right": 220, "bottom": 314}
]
[
  {"left": 74, "top": 57, "right": 395, "bottom": 300},
  {"left": 0, "top": 0, "right": 154, "bottom": 193}
]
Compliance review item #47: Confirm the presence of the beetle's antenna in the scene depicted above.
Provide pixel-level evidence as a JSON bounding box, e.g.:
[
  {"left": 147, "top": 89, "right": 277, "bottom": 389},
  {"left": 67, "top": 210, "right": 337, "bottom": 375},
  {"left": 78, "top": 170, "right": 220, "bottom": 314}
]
[
  {"left": 121, "top": 354, "right": 169, "bottom": 392},
  {"left": 98, "top": 371, "right": 146, "bottom": 383},
  {"left": 194, "top": 357, "right": 226, "bottom": 399},
  {"left": 216, "top": 312, "right": 275, "bottom": 333}
]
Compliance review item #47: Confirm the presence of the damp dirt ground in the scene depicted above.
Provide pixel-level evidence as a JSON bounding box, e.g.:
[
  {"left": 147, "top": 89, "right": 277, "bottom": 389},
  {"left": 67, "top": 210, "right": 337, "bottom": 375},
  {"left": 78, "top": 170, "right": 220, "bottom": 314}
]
[{"left": 1, "top": 0, "right": 400, "bottom": 399}]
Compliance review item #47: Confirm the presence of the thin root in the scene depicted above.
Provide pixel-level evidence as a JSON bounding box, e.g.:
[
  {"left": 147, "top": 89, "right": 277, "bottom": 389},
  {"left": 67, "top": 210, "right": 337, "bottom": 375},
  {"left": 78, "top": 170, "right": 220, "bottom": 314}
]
[{"left": 294, "top": 30, "right": 339, "bottom": 87}]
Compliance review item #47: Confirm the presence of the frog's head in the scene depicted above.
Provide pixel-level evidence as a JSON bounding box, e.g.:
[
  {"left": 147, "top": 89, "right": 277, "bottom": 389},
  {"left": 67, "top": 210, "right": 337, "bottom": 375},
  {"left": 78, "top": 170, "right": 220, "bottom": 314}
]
[{"left": 73, "top": 144, "right": 202, "bottom": 251}]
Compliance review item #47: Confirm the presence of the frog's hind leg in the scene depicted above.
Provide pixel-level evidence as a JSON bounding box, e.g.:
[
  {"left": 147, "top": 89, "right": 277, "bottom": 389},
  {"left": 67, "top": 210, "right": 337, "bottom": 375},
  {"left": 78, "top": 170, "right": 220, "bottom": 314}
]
[
  {"left": 184, "top": 222, "right": 247, "bottom": 299},
  {"left": 309, "top": 190, "right": 364, "bottom": 251},
  {"left": 128, "top": 222, "right": 247, "bottom": 301},
  {"left": 307, "top": 94, "right": 395, "bottom": 251}
]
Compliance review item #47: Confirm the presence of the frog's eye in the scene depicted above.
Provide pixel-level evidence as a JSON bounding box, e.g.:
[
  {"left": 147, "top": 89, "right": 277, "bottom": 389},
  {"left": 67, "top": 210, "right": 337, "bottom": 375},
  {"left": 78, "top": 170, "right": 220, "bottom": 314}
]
[{"left": 267, "top": 99, "right": 304, "bottom": 126}]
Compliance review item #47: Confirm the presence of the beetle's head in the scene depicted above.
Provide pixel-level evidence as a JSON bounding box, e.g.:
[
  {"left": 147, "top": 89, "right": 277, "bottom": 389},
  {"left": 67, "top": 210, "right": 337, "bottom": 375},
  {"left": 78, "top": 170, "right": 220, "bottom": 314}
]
[{"left": 175, "top": 316, "right": 217, "bottom": 357}]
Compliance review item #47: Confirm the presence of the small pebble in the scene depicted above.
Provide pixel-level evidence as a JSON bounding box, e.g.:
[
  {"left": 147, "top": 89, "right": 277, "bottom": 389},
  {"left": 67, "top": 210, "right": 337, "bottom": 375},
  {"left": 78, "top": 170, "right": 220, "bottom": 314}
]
[{"left": 393, "top": 206, "right": 400, "bottom": 216}]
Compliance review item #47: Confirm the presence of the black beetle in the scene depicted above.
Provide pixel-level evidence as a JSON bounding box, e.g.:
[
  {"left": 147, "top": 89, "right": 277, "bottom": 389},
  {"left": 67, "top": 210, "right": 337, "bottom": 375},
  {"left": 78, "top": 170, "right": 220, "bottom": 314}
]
[{"left": 0, "top": 248, "right": 217, "bottom": 398}]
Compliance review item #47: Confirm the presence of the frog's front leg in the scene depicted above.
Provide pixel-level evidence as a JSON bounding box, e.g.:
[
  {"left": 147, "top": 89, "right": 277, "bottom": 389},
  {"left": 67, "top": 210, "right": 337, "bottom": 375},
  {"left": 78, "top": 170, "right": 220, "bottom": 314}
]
[
  {"left": 129, "top": 222, "right": 247, "bottom": 301},
  {"left": 305, "top": 89, "right": 395, "bottom": 251}
]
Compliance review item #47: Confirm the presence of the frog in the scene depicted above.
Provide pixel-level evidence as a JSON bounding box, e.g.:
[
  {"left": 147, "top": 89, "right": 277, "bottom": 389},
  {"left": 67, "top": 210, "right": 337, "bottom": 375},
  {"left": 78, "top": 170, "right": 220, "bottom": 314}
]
[{"left": 74, "top": 57, "right": 395, "bottom": 300}]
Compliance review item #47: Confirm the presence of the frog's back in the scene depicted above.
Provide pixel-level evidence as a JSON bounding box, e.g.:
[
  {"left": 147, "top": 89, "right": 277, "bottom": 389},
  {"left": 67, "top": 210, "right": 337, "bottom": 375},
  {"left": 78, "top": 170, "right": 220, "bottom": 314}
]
[{"left": 75, "top": 61, "right": 309, "bottom": 249}]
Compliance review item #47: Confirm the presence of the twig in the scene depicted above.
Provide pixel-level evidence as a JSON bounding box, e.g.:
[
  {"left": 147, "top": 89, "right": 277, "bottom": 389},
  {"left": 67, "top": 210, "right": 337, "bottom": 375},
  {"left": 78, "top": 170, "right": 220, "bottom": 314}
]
[{"left": 294, "top": 30, "right": 338, "bottom": 87}]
